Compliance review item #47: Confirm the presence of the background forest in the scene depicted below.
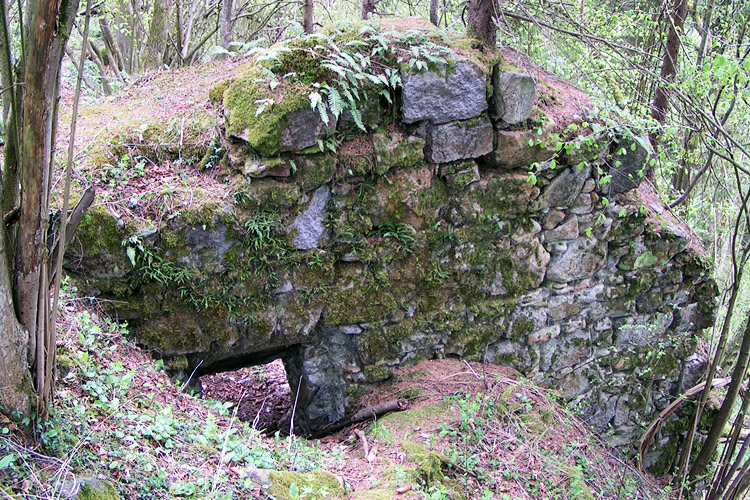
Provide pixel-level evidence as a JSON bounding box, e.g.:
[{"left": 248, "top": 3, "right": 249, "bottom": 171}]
[{"left": 1, "top": 0, "right": 749, "bottom": 499}]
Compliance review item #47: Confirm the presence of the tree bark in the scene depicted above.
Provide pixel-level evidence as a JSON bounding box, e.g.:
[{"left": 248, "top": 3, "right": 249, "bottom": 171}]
[
  {"left": 220, "top": 0, "right": 234, "bottom": 47},
  {"left": 302, "top": 0, "right": 313, "bottom": 34},
  {"left": 99, "top": 15, "right": 125, "bottom": 72},
  {"left": 143, "top": 0, "right": 172, "bottom": 71},
  {"left": 0, "top": 0, "right": 79, "bottom": 419},
  {"left": 361, "top": 0, "right": 376, "bottom": 20},
  {"left": 466, "top": 0, "right": 497, "bottom": 48},
  {"left": 429, "top": 0, "right": 439, "bottom": 25},
  {"left": 0, "top": 217, "right": 33, "bottom": 416},
  {"left": 86, "top": 40, "right": 113, "bottom": 95},
  {"left": 647, "top": 0, "right": 688, "bottom": 179}
]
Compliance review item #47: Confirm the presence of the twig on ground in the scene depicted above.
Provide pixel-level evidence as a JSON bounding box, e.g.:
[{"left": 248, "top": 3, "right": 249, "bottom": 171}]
[{"left": 353, "top": 429, "right": 369, "bottom": 459}]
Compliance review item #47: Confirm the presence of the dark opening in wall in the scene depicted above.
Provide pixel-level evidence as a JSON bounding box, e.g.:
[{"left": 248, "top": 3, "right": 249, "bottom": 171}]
[{"left": 200, "top": 359, "right": 292, "bottom": 434}]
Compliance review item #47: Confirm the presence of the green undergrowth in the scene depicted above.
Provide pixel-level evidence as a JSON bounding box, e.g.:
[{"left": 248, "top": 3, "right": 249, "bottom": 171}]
[
  {"left": 356, "top": 374, "right": 676, "bottom": 500},
  {"left": 0, "top": 280, "right": 344, "bottom": 500}
]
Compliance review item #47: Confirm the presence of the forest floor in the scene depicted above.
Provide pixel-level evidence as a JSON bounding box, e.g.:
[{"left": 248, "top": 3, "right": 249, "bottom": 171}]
[{"left": 0, "top": 286, "right": 674, "bottom": 500}]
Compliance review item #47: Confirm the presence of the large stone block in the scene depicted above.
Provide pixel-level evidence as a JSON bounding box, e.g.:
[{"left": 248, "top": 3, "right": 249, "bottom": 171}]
[
  {"left": 491, "top": 68, "right": 537, "bottom": 125},
  {"left": 479, "top": 119, "right": 557, "bottom": 169},
  {"left": 401, "top": 61, "right": 487, "bottom": 124},
  {"left": 288, "top": 186, "right": 330, "bottom": 250},
  {"left": 280, "top": 108, "right": 337, "bottom": 153},
  {"left": 606, "top": 136, "right": 652, "bottom": 194},
  {"left": 425, "top": 116, "right": 494, "bottom": 164}
]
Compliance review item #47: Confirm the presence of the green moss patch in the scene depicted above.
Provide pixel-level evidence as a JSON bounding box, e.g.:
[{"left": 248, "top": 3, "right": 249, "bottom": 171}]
[
  {"left": 76, "top": 207, "right": 124, "bottom": 256},
  {"left": 223, "top": 66, "right": 310, "bottom": 156},
  {"left": 76, "top": 479, "right": 120, "bottom": 500},
  {"left": 401, "top": 441, "right": 448, "bottom": 484},
  {"left": 267, "top": 470, "right": 344, "bottom": 500}
]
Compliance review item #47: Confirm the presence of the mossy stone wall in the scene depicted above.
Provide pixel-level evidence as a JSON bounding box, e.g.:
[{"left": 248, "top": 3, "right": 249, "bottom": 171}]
[{"left": 67, "top": 19, "right": 716, "bottom": 470}]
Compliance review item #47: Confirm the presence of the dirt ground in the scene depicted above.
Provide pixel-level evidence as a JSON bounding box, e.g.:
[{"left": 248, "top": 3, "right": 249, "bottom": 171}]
[{"left": 200, "top": 359, "right": 293, "bottom": 434}]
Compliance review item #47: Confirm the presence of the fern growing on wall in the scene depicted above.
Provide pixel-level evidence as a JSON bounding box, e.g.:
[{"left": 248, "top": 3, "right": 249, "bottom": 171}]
[{"left": 249, "top": 22, "right": 455, "bottom": 131}]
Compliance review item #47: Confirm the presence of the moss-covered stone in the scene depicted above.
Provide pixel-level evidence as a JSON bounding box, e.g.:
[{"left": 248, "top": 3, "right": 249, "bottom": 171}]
[
  {"left": 232, "top": 178, "right": 302, "bottom": 209},
  {"left": 267, "top": 470, "right": 344, "bottom": 500},
  {"left": 223, "top": 66, "right": 310, "bottom": 157},
  {"left": 372, "top": 132, "right": 425, "bottom": 175},
  {"left": 400, "top": 441, "right": 448, "bottom": 484},
  {"left": 293, "top": 153, "right": 336, "bottom": 192},
  {"left": 76, "top": 479, "right": 120, "bottom": 500},
  {"left": 76, "top": 207, "right": 124, "bottom": 256},
  {"left": 209, "top": 79, "right": 233, "bottom": 104}
]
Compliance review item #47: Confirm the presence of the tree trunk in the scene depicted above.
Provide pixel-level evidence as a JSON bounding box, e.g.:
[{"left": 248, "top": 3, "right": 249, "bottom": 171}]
[
  {"left": 302, "top": 0, "right": 313, "bottom": 34},
  {"left": 429, "top": 0, "right": 439, "bottom": 25},
  {"left": 0, "top": 226, "right": 33, "bottom": 416},
  {"left": 15, "top": 0, "right": 80, "bottom": 417},
  {"left": 220, "top": 0, "right": 234, "bottom": 48},
  {"left": 466, "top": 0, "right": 497, "bottom": 48},
  {"left": 87, "top": 40, "right": 113, "bottom": 95},
  {"left": 361, "top": 0, "right": 376, "bottom": 20},
  {"left": 0, "top": 0, "right": 79, "bottom": 419},
  {"left": 646, "top": 0, "right": 688, "bottom": 179},
  {"left": 690, "top": 314, "right": 750, "bottom": 481},
  {"left": 99, "top": 15, "right": 125, "bottom": 72},
  {"left": 143, "top": 0, "right": 172, "bottom": 71},
  {"left": 179, "top": 0, "right": 201, "bottom": 63}
]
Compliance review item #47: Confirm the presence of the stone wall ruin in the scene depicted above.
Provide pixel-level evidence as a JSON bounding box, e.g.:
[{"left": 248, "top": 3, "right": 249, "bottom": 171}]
[{"left": 67, "top": 19, "right": 716, "bottom": 471}]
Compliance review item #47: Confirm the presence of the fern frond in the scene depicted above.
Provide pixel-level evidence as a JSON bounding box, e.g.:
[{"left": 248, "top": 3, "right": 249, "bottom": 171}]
[
  {"left": 327, "top": 86, "right": 344, "bottom": 118},
  {"left": 308, "top": 91, "right": 322, "bottom": 111},
  {"left": 349, "top": 106, "right": 366, "bottom": 132},
  {"left": 316, "top": 100, "right": 329, "bottom": 125}
]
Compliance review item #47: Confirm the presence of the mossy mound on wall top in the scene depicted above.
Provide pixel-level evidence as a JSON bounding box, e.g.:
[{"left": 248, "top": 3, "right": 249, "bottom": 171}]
[{"left": 67, "top": 17, "right": 716, "bottom": 473}]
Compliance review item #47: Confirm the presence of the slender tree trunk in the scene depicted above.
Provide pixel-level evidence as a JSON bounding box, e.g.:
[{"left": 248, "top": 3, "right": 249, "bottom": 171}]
[
  {"left": 220, "top": 0, "right": 234, "bottom": 47},
  {"left": 429, "top": 0, "right": 439, "bottom": 25},
  {"left": 466, "top": 0, "right": 497, "bottom": 48},
  {"left": 180, "top": 0, "right": 201, "bottom": 62},
  {"left": 647, "top": 0, "right": 688, "bottom": 179},
  {"left": 0, "top": 0, "right": 17, "bottom": 218},
  {"left": 690, "top": 314, "right": 750, "bottom": 480},
  {"left": 99, "top": 15, "right": 125, "bottom": 72},
  {"left": 361, "top": 0, "right": 376, "bottom": 20},
  {"left": 7, "top": 0, "right": 79, "bottom": 417},
  {"left": 87, "top": 40, "right": 113, "bottom": 95},
  {"left": 302, "top": 0, "right": 313, "bottom": 34},
  {"left": 64, "top": 46, "right": 98, "bottom": 95},
  {"left": 144, "top": 0, "right": 172, "bottom": 71}
]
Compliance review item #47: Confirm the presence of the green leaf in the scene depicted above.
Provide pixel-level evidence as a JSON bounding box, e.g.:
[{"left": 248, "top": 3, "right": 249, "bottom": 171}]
[
  {"left": 350, "top": 107, "right": 366, "bottom": 131},
  {"left": 254, "top": 99, "right": 270, "bottom": 117},
  {"left": 316, "top": 101, "right": 329, "bottom": 125},
  {"left": 322, "top": 62, "right": 347, "bottom": 78},
  {"left": 289, "top": 482, "right": 300, "bottom": 500},
  {"left": 327, "top": 87, "right": 344, "bottom": 118},
  {"left": 126, "top": 247, "right": 136, "bottom": 267},
  {"left": 0, "top": 454, "right": 16, "bottom": 469}
]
